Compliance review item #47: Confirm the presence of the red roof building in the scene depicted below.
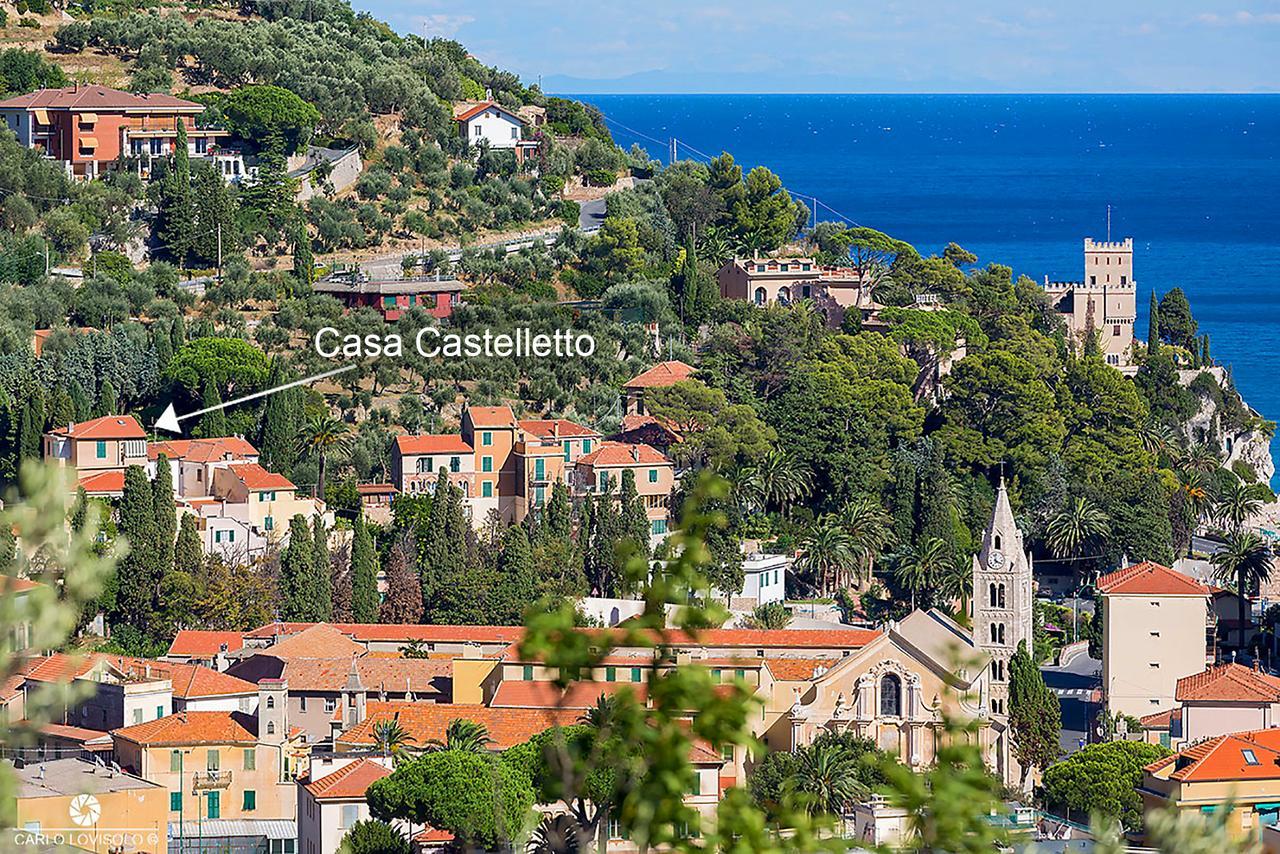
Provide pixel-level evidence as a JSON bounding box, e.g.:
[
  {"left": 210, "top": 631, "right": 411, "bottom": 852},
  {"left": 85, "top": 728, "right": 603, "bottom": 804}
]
[{"left": 1097, "top": 561, "right": 1209, "bottom": 596}]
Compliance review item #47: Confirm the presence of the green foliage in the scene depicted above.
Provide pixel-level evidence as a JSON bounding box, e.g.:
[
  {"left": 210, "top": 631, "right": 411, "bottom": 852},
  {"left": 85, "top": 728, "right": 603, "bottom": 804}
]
[
  {"left": 280, "top": 513, "right": 330, "bottom": 621},
  {"left": 166, "top": 337, "right": 269, "bottom": 397},
  {"left": 0, "top": 48, "right": 66, "bottom": 96},
  {"left": 221, "top": 85, "right": 321, "bottom": 153},
  {"left": 1157, "top": 287, "right": 1197, "bottom": 351},
  {"left": 743, "top": 601, "right": 792, "bottom": 630},
  {"left": 349, "top": 513, "right": 379, "bottom": 624},
  {"left": 1007, "top": 640, "right": 1060, "bottom": 789},
  {"left": 1042, "top": 740, "right": 1170, "bottom": 831},
  {"left": 338, "top": 820, "right": 409, "bottom": 854}
]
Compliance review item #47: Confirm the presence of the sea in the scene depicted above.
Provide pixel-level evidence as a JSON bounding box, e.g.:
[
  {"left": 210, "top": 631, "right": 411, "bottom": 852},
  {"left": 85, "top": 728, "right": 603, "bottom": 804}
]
[{"left": 563, "top": 94, "right": 1280, "bottom": 484}]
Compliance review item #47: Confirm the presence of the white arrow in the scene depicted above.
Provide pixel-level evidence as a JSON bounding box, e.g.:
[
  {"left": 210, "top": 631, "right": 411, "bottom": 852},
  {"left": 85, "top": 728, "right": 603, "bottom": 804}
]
[{"left": 155, "top": 364, "right": 358, "bottom": 434}]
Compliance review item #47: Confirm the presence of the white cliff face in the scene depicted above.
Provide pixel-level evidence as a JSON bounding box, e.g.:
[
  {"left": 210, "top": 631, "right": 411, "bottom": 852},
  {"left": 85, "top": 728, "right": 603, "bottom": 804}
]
[{"left": 1178, "top": 367, "right": 1276, "bottom": 485}]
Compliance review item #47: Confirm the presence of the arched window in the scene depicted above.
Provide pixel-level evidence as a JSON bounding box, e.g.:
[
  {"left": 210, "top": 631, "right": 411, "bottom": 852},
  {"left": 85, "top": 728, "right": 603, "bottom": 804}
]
[
  {"left": 266, "top": 696, "right": 275, "bottom": 710},
  {"left": 754, "top": 287, "right": 766, "bottom": 306},
  {"left": 993, "top": 534, "right": 1002, "bottom": 550},
  {"left": 988, "top": 583, "right": 997, "bottom": 607},
  {"left": 998, "top": 584, "right": 1006, "bottom": 608},
  {"left": 993, "top": 659, "right": 1004, "bottom": 681},
  {"left": 880, "top": 674, "right": 902, "bottom": 717},
  {"left": 267, "top": 721, "right": 275, "bottom": 735},
  {"left": 997, "top": 623, "right": 1006, "bottom": 644},
  {"left": 777, "top": 286, "right": 791, "bottom": 305},
  {"left": 990, "top": 624, "right": 999, "bottom": 644}
]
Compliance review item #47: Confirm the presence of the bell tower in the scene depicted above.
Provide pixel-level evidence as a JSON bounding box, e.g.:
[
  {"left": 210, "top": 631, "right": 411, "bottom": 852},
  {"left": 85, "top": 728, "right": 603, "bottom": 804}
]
[{"left": 972, "top": 477, "right": 1034, "bottom": 716}]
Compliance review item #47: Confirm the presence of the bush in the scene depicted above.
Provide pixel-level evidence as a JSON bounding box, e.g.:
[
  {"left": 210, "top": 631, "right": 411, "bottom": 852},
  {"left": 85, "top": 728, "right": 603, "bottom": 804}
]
[
  {"left": 1042, "top": 740, "right": 1169, "bottom": 831},
  {"left": 558, "top": 199, "right": 580, "bottom": 227},
  {"left": 585, "top": 168, "right": 617, "bottom": 188},
  {"left": 17, "top": 18, "right": 38, "bottom": 28},
  {"left": 339, "top": 820, "right": 409, "bottom": 854}
]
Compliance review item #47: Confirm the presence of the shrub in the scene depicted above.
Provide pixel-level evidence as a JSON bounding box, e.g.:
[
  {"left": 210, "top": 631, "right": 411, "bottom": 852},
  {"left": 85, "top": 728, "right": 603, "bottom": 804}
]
[
  {"left": 585, "top": 168, "right": 616, "bottom": 188},
  {"left": 559, "top": 199, "right": 580, "bottom": 227}
]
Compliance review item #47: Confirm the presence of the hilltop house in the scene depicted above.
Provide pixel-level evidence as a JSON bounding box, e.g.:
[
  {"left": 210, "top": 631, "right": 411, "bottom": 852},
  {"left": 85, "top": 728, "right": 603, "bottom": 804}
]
[
  {"left": 43, "top": 415, "right": 148, "bottom": 495},
  {"left": 311, "top": 272, "right": 463, "bottom": 321},
  {"left": 452, "top": 100, "right": 540, "bottom": 162},
  {"left": 715, "top": 257, "right": 880, "bottom": 328},
  {"left": 0, "top": 84, "right": 230, "bottom": 181}
]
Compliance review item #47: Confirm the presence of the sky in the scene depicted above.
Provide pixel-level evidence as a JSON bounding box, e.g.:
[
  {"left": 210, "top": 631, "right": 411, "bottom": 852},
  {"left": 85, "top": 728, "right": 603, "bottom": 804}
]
[{"left": 361, "top": 0, "right": 1280, "bottom": 93}]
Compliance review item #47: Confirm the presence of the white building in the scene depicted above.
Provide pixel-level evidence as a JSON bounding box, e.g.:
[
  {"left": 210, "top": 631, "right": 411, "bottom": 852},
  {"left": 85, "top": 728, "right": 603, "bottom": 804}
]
[
  {"left": 726, "top": 553, "right": 788, "bottom": 610},
  {"left": 452, "top": 101, "right": 539, "bottom": 161},
  {"left": 297, "top": 757, "right": 399, "bottom": 854}
]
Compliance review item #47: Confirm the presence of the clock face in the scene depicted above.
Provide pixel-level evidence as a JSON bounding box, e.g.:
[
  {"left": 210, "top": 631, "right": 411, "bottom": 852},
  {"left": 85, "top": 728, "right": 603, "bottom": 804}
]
[{"left": 988, "top": 550, "right": 1005, "bottom": 569}]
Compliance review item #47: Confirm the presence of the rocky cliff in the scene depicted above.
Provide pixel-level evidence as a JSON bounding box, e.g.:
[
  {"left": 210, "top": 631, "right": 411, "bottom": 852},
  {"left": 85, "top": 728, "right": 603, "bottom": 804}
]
[{"left": 1179, "top": 366, "right": 1276, "bottom": 485}]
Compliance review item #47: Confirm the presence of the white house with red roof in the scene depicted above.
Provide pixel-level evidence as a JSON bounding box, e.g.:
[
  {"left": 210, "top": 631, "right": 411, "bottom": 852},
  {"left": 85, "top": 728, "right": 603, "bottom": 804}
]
[
  {"left": 149, "top": 436, "right": 260, "bottom": 499},
  {"left": 297, "top": 756, "right": 398, "bottom": 854},
  {"left": 1098, "top": 561, "right": 1212, "bottom": 718},
  {"left": 452, "top": 100, "right": 539, "bottom": 161},
  {"left": 43, "top": 415, "right": 148, "bottom": 482}
]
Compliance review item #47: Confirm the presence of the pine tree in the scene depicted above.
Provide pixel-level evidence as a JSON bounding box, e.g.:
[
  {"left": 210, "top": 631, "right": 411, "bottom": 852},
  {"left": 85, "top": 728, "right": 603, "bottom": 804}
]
[
  {"left": 195, "top": 377, "right": 227, "bottom": 438},
  {"left": 115, "top": 465, "right": 160, "bottom": 635},
  {"left": 281, "top": 514, "right": 326, "bottom": 621},
  {"left": 159, "top": 121, "right": 194, "bottom": 264},
  {"left": 152, "top": 455, "right": 177, "bottom": 571},
  {"left": 94, "top": 379, "right": 117, "bottom": 417},
  {"left": 1008, "top": 640, "right": 1061, "bottom": 790},
  {"left": 1147, "top": 291, "right": 1160, "bottom": 356},
  {"left": 492, "top": 525, "right": 536, "bottom": 625},
  {"left": 379, "top": 538, "right": 422, "bottom": 624},
  {"left": 257, "top": 358, "right": 302, "bottom": 476},
  {"left": 350, "top": 513, "right": 380, "bottom": 623},
  {"left": 175, "top": 514, "right": 203, "bottom": 575},
  {"left": 312, "top": 516, "right": 333, "bottom": 621},
  {"left": 619, "top": 469, "right": 651, "bottom": 561}
]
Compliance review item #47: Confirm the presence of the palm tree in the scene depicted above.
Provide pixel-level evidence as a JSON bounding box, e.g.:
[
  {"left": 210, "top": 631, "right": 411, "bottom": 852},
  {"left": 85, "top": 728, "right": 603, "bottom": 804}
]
[
  {"left": 1185, "top": 443, "right": 1221, "bottom": 474},
  {"left": 577, "top": 694, "right": 618, "bottom": 731},
  {"left": 935, "top": 559, "right": 974, "bottom": 617},
  {"left": 1044, "top": 496, "right": 1110, "bottom": 560},
  {"left": 730, "top": 463, "right": 766, "bottom": 515},
  {"left": 527, "top": 814, "right": 582, "bottom": 854},
  {"left": 371, "top": 718, "right": 416, "bottom": 764},
  {"left": 1211, "top": 530, "right": 1274, "bottom": 649},
  {"left": 841, "top": 496, "right": 892, "bottom": 589},
  {"left": 756, "top": 450, "right": 812, "bottom": 518},
  {"left": 1139, "top": 420, "right": 1183, "bottom": 465},
  {"left": 791, "top": 743, "right": 869, "bottom": 817},
  {"left": 295, "top": 414, "right": 351, "bottom": 499},
  {"left": 427, "top": 718, "right": 492, "bottom": 753},
  {"left": 1215, "top": 478, "right": 1267, "bottom": 533},
  {"left": 795, "top": 516, "right": 857, "bottom": 597},
  {"left": 892, "top": 537, "right": 952, "bottom": 612}
]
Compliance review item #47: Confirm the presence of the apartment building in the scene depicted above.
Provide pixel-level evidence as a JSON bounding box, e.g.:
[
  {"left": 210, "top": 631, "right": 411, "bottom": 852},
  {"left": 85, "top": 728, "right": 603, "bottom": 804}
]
[
  {"left": 149, "top": 437, "right": 260, "bottom": 499},
  {"left": 574, "top": 441, "right": 675, "bottom": 540},
  {"left": 43, "top": 415, "right": 148, "bottom": 481},
  {"left": 461, "top": 405, "right": 519, "bottom": 522}
]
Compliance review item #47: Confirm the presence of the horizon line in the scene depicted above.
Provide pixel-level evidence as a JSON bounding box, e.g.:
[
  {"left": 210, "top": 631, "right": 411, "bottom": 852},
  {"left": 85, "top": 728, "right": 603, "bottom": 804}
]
[{"left": 546, "top": 90, "right": 1280, "bottom": 97}]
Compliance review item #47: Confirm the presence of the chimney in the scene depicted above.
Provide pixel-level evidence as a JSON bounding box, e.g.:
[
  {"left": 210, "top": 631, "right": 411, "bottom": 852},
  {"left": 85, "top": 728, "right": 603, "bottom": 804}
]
[
  {"left": 552, "top": 422, "right": 559, "bottom": 439},
  {"left": 1254, "top": 659, "right": 1262, "bottom": 672},
  {"left": 631, "top": 445, "right": 640, "bottom": 462}
]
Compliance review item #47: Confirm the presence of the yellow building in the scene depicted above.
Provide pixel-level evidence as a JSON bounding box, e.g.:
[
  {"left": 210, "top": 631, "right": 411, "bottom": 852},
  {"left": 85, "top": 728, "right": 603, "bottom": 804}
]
[{"left": 11, "top": 756, "right": 168, "bottom": 853}]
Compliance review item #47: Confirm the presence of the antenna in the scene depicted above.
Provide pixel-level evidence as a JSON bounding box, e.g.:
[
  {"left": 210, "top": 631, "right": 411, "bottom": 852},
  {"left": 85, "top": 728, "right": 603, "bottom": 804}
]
[{"left": 1106, "top": 204, "right": 1111, "bottom": 242}]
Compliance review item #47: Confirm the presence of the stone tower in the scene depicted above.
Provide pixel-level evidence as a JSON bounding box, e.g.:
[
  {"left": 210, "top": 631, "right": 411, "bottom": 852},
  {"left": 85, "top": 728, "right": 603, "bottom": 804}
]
[
  {"left": 971, "top": 478, "right": 1034, "bottom": 716},
  {"left": 257, "top": 678, "right": 288, "bottom": 745},
  {"left": 1043, "top": 237, "right": 1137, "bottom": 369}
]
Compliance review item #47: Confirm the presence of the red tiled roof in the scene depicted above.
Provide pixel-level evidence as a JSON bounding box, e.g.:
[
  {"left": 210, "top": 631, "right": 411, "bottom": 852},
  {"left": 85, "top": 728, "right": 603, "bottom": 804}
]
[
  {"left": 21, "top": 653, "right": 100, "bottom": 683},
  {"left": 618, "top": 413, "right": 682, "bottom": 439},
  {"left": 624, "top": 361, "right": 695, "bottom": 389},
  {"left": 276, "top": 657, "right": 451, "bottom": 693},
  {"left": 78, "top": 470, "right": 125, "bottom": 495},
  {"left": 356, "top": 483, "right": 398, "bottom": 495},
  {"left": 168, "top": 630, "right": 245, "bottom": 657},
  {"left": 1097, "top": 561, "right": 1208, "bottom": 596},
  {"left": 0, "top": 577, "right": 41, "bottom": 595},
  {"left": 263, "top": 624, "right": 366, "bottom": 659},
  {"left": 394, "top": 435, "right": 472, "bottom": 455},
  {"left": 1149, "top": 728, "right": 1280, "bottom": 782},
  {"left": 162, "top": 663, "right": 256, "bottom": 699},
  {"left": 230, "top": 463, "right": 294, "bottom": 491},
  {"left": 764, "top": 658, "right": 839, "bottom": 681},
  {"left": 490, "top": 681, "right": 648, "bottom": 710},
  {"left": 242, "top": 622, "right": 526, "bottom": 644},
  {"left": 0, "top": 675, "right": 26, "bottom": 701},
  {"left": 577, "top": 441, "right": 669, "bottom": 467},
  {"left": 336, "top": 701, "right": 580, "bottom": 750},
  {"left": 452, "top": 101, "right": 522, "bottom": 124},
  {"left": 0, "top": 85, "right": 203, "bottom": 111},
  {"left": 112, "top": 711, "right": 258, "bottom": 746},
  {"left": 150, "top": 437, "right": 258, "bottom": 463},
  {"left": 304, "top": 758, "right": 391, "bottom": 800},
  {"left": 1176, "top": 663, "right": 1280, "bottom": 703},
  {"left": 50, "top": 415, "right": 146, "bottom": 440},
  {"left": 465, "top": 406, "right": 517, "bottom": 428},
  {"left": 517, "top": 419, "right": 600, "bottom": 440},
  {"left": 38, "top": 721, "right": 113, "bottom": 746},
  {"left": 1139, "top": 708, "right": 1180, "bottom": 729}
]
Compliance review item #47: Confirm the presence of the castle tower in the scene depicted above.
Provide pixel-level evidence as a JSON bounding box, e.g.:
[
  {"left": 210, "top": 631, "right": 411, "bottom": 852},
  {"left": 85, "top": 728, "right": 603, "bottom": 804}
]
[
  {"left": 257, "top": 678, "right": 288, "bottom": 745},
  {"left": 1081, "top": 237, "right": 1136, "bottom": 367},
  {"left": 972, "top": 478, "right": 1034, "bottom": 716}
]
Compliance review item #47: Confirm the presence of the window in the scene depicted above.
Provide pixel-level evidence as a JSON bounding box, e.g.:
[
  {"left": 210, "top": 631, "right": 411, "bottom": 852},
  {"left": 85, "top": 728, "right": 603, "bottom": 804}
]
[
  {"left": 880, "top": 674, "right": 902, "bottom": 717},
  {"left": 735, "top": 668, "right": 745, "bottom": 681},
  {"left": 264, "top": 516, "right": 273, "bottom": 532},
  {"left": 266, "top": 696, "right": 275, "bottom": 710},
  {"left": 341, "top": 805, "right": 358, "bottom": 829},
  {"left": 522, "top": 665, "right": 533, "bottom": 680},
  {"left": 1090, "top": 275, "right": 1097, "bottom": 285},
  {"left": 1113, "top": 324, "right": 1121, "bottom": 336},
  {"left": 582, "top": 439, "right": 592, "bottom": 454},
  {"left": 482, "top": 481, "right": 493, "bottom": 498},
  {"left": 96, "top": 440, "right": 107, "bottom": 459},
  {"left": 149, "top": 138, "right": 163, "bottom": 156},
  {"left": 449, "top": 456, "right": 461, "bottom": 474},
  {"left": 712, "top": 669, "right": 722, "bottom": 681},
  {"left": 998, "top": 584, "right": 1006, "bottom": 608},
  {"left": 170, "top": 751, "right": 182, "bottom": 772},
  {"left": 534, "top": 486, "right": 545, "bottom": 506},
  {"left": 482, "top": 456, "right": 493, "bottom": 473},
  {"left": 599, "top": 472, "right": 609, "bottom": 492},
  {"left": 754, "top": 287, "right": 766, "bottom": 305},
  {"left": 605, "top": 666, "right": 616, "bottom": 682},
  {"left": 649, "top": 469, "right": 658, "bottom": 483},
  {"left": 267, "top": 722, "right": 275, "bottom": 735},
  {"left": 194, "top": 137, "right": 208, "bottom": 154},
  {"left": 563, "top": 443, "right": 572, "bottom": 462},
  {"left": 382, "top": 295, "right": 396, "bottom": 308},
  {"left": 243, "top": 749, "right": 255, "bottom": 770},
  {"left": 243, "top": 790, "right": 257, "bottom": 811},
  {"left": 534, "top": 458, "right": 545, "bottom": 481},
  {"left": 722, "top": 744, "right": 734, "bottom": 761},
  {"left": 631, "top": 667, "right": 642, "bottom": 683},
  {"left": 988, "top": 583, "right": 997, "bottom": 607},
  {"left": 133, "top": 709, "right": 143, "bottom": 724},
  {"left": 1149, "top": 662, "right": 1160, "bottom": 668},
  {"left": 206, "top": 791, "right": 220, "bottom": 820},
  {"left": 510, "top": 127, "right": 518, "bottom": 140},
  {"left": 170, "top": 792, "right": 182, "bottom": 811},
  {"left": 206, "top": 750, "right": 220, "bottom": 771},
  {"left": 482, "top": 431, "right": 493, "bottom": 446},
  {"left": 324, "top": 698, "right": 336, "bottom": 713},
  {"left": 1244, "top": 749, "right": 1260, "bottom": 766},
  {"left": 157, "top": 705, "right": 164, "bottom": 719},
  {"left": 651, "top": 519, "right": 667, "bottom": 536},
  {"left": 473, "top": 125, "right": 482, "bottom": 137},
  {"left": 1121, "top": 275, "right": 1128, "bottom": 284}
]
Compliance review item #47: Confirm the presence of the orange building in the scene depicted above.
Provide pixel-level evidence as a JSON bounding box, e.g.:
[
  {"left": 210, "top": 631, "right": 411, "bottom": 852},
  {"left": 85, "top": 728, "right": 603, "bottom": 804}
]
[{"left": 0, "top": 85, "right": 227, "bottom": 180}]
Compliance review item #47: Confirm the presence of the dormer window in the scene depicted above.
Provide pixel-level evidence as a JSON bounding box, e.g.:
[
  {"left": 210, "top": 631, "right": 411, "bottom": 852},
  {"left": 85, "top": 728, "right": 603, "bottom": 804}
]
[{"left": 1243, "top": 749, "right": 1259, "bottom": 765}]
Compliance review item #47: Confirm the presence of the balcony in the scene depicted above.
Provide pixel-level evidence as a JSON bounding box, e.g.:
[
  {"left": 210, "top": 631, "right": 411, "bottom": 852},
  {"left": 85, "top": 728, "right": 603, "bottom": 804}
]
[{"left": 190, "top": 769, "right": 232, "bottom": 790}]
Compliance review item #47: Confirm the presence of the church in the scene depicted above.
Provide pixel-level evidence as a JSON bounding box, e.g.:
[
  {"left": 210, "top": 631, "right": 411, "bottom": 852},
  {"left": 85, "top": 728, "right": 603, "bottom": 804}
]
[{"left": 771, "top": 478, "right": 1033, "bottom": 787}]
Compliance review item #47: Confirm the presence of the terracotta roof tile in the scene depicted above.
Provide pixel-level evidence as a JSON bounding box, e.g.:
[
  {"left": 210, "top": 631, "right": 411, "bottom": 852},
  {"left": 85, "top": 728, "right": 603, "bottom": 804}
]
[
  {"left": 77, "top": 470, "right": 125, "bottom": 495},
  {"left": 1097, "top": 561, "right": 1208, "bottom": 596},
  {"left": 21, "top": 653, "right": 100, "bottom": 683},
  {"left": 261, "top": 624, "right": 366, "bottom": 659},
  {"left": 304, "top": 758, "right": 390, "bottom": 800},
  {"left": 149, "top": 437, "right": 258, "bottom": 463},
  {"left": 230, "top": 463, "right": 294, "bottom": 491},
  {"left": 112, "top": 711, "right": 258, "bottom": 746},
  {"left": 465, "top": 406, "right": 517, "bottom": 428},
  {"left": 356, "top": 483, "right": 398, "bottom": 495},
  {"left": 336, "top": 701, "right": 580, "bottom": 750},
  {"left": 0, "top": 85, "right": 202, "bottom": 112},
  {"left": 1176, "top": 663, "right": 1280, "bottom": 703},
  {"left": 49, "top": 415, "right": 146, "bottom": 440},
  {"left": 278, "top": 657, "right": 451, "bottom": 693},
  {"left": 577, "top": 441, "right": 669, "bottom": 467},
  {"left": 394, "top": 435, "right": 472, "bottom": 455},
  {"left": 517, "top": 419, "right": 600, "bottom": 440},
  {"left": 624, "top": 361, "right": 695, "bottom": 389},
  {"left": 490, "top": 681, "right": 648, "bottom": 710},
  {"left": 452, "top": 101, "right": 522, "bottom": 124},
  {"left": 1152, "top": 729, "right": 1280, "bottom": 782},
  {"left": 167, "top": 630, "right": 245, "bottom": 657},
  {"left": 764, "top": 658, "right": 839, "bottom": 681}
]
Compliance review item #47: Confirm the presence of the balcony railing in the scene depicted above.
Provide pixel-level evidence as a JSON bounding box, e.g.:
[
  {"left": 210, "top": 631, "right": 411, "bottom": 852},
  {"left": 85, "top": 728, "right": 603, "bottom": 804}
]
[{"left": 191, "top": 769, "right": 232, "bottom": 790}]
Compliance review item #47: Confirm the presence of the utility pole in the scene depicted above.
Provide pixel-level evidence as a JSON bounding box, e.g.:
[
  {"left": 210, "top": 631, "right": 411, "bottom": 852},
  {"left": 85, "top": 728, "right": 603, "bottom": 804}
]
[
  {"left": 1106, "top": 204, "right": 1111, "bottom": 242},
  {"left": 669, "top": 137, "right": 677, "bottom": 166},
  {"left": 43, "top": 244, "right": 49, "bottom": 277},
  {"left": 216, "top": 224, "right": 223, "bottom": 279}
]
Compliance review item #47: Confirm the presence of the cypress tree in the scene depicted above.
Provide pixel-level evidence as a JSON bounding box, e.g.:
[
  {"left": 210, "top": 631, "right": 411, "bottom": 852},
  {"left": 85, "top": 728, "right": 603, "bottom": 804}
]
[
  {"left": 1008, "top": 640, "right": 1061, "bottom": 790},
  {"left": 889, "top": 452, "right": 916, "bottom": 547},
  {"left": 379, "top": 538, "right": 422, "bottom": 624},
  {"left": 0, "top": 521, "right": 15, "bottom": 574},
  {"left": 175, "top": 514, "right": 203, "bottom": 575},
  {"left": 419, "top": 470, "right": 467, "bottom": 610},
  {"left": 350, "top": 513, "right": 379, "bottom": 623},
  {"left": 280, "top": 514, "right": 323, "bottom": 621},
  {"left": 152, "top": 455, "right": 177, "bottom": 571},
  {"left": 1147, "top": 291, "right": 1160, "bottom": 355},
  {"left": 67, "top": 380, "right": 92, "bottom": 421},
  {"left": 94, "top": 379, "right": 117, "bottom": 417},
  {"left": 915, "top": 447, "right": 956, "bottom": 556},
  {"left": 312, "top": 516, "right": 333, "bottom": 621},
  {"left": 1202, "top": 334, "right": 1211, "bottom": 366},
  {"left": 160, "top": 121, "right": 194, "bottom": 264},
  {"left": 47, "top": 386, "right": 75, "bottom": 429},
  {"left": 619, "top": 469, "right": 651, "bottom": 561},
  {"left": 153, "top": 323, "right": 174, "bottom": 373},
  {"left": 492, "top": 525, "right": 536, "bottom": 625},
  {"left": 542, "top": 481, "right": 573, "bottom": 546},
  {"left": 115, "top": 465, "right": 160, "bottom": 634},
  {"left": 292, "top": 215, "right": 314, "bottom": 286},
  {"left": 257, "top": 358, "right": 302, "bottom": 476},
  {"left": 170, "top": 314, "right": 186, "bottom": 353},
  {"left": 17, "top": 395, "right": 43, "bottom": 462},
  {"left": 195, "top": 377, "right": 227, "bottom": 438},
  {"left": 192, "top": 161, "right": 236, "bottom": 268}
]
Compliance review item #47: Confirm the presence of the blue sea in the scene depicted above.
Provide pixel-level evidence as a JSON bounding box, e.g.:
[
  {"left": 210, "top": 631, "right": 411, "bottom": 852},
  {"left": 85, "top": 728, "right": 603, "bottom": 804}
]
[{"left": 566, "top": 94, "right": 1280, "bottom": 481}]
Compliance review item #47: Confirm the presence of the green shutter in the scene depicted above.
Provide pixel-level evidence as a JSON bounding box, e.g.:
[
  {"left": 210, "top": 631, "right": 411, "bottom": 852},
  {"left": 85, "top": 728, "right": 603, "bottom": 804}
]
[
  {"left": 207, "top": 791, "right": 220, "bottom": 819},
  {"left": 170, "top": 792, "right": 181, "bottom": 811},
  {"left": 242, "top": 790, "right": 256, "bottom": 811}
]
